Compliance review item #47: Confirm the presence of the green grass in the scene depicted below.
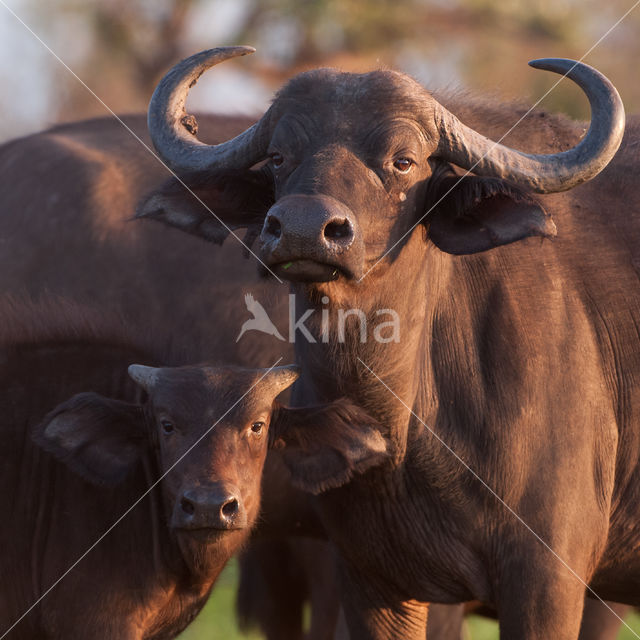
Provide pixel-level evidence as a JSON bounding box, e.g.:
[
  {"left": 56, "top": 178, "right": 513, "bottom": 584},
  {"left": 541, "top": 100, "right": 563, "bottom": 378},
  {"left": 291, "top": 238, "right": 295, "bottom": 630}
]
[
  {"left": 619, "top": 613, "right": 640, "bottom": 640},
  {"left": 178, "top": 563, "right": 640, "bottom": 639},
  {"left": 465, "top": 613, "right": 640, "bottom": 640},
  {"left": 465, "top": 615, "right": 499, "bottom": 640}
]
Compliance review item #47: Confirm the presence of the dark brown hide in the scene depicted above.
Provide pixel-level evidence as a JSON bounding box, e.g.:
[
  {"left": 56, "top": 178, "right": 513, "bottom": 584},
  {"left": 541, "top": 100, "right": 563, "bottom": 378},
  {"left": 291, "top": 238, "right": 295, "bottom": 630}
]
[
  {"left": 0, "top": 114, "right": 284, "bottom": 367},
  {"left": 141, "top": 57, "right": 640, "bottom": 640},
  {"left": 0, "top": 112, "right": 467, "bottom": 640},
  {"left": 0, "top": 115, "right": 317, "bottom": 639}
]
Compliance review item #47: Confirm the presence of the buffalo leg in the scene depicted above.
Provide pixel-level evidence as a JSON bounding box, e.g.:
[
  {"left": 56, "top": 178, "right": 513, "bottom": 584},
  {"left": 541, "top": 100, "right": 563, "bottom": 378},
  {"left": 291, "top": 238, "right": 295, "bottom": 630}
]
[
  {"left": 497, "top": 563, "right": 587, "bottom": 640},
  {"left": 338, "top": 562, "right": 429, "bottom": 640},
  {"left": 236, "top": 540, "right": 306, "bottom": 640},
  {"left": 289, "top": 539, "right": 341, "bottom": 640},
  {"left": 579, "top": 600, "right": 630, "bottom": 640}
]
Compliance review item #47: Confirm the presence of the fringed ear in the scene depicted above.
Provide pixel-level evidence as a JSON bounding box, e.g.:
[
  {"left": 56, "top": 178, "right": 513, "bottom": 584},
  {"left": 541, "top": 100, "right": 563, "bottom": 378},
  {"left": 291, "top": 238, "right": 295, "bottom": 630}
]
[
  {"left": 424, "top": 164, "right": 556, "bottom": 254},
  {"left": 136, "top": 167, "right": 274, "bottom": 246},
  {"left": 32, "top": 392, "right": 146, "bottom": 486},
  {"left": 271, "top": 398, "right": 389, "bottom": 495}
]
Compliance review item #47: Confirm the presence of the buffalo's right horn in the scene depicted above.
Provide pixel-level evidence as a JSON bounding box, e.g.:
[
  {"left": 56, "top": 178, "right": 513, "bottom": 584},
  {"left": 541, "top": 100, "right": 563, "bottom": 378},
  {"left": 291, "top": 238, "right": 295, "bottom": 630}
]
[{"left": 148, "top": 46, "right": 270, "bottom": 174}]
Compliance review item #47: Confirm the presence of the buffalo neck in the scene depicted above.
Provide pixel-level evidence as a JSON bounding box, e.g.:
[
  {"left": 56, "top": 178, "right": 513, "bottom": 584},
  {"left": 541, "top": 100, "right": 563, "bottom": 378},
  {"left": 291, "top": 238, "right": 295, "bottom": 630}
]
[{"left": 290, "top": 228, "right": 453, "bottom": 463}]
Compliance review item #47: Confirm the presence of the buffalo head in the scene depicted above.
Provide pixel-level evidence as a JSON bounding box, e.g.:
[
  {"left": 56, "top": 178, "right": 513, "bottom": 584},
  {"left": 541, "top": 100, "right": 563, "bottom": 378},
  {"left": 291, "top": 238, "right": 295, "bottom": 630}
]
[
  {"left": 139, "top": 47, "right": 624, "bottom": 284},
  {"left": 33, "top": 362, "right": 388, "bottom": 565},
  {"left": 33, "top": 364, "right": 299, "bottom": 564}
]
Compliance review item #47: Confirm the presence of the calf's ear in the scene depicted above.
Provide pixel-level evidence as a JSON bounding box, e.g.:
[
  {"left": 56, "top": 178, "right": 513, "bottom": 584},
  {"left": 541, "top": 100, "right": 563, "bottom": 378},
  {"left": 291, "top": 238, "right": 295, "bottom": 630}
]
[
  {"left": 136, "top": 168, "right": 273, "bottom": 246},
  {"left": 424, "top": 165, "right": 556, "bottom": 254},
  {"left": 271, "top": 398, "right": 388, "bottom": 495},
  {"left": 33, "top": 392, "right": 146, "bottom": 486}
]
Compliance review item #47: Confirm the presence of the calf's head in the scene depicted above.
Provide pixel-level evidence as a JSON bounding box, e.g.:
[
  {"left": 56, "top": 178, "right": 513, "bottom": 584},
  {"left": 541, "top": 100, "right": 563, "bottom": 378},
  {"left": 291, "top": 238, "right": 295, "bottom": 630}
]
[
  {"left": 33, "top": 362, "right": 389, "bottom": 566},
  {"left": 140, "top": 47, "right": 623, "bottom": 285},
  {"left": 33, "top": 364, "right": 299, "bottom": 563}
]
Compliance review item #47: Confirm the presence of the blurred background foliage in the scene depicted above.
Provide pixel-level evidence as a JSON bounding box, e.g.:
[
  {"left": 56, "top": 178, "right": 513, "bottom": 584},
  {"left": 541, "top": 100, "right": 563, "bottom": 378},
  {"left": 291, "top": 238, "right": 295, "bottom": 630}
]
[
  {"left": 1, "top": 0, "right": 639, "bottom": 142},
  {"left": 2, "top": 1, "right": 640, "bottom": 638}
]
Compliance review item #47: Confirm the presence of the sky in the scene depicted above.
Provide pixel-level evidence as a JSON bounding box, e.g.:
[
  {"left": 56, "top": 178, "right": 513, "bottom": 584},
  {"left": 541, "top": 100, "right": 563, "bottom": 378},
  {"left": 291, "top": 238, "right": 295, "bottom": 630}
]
[
  {"left": 0, "top": 0, "right": 638, "bottom": 143},
  {"left": 0, "top": 0, "right": 275, "bottom": 141}
]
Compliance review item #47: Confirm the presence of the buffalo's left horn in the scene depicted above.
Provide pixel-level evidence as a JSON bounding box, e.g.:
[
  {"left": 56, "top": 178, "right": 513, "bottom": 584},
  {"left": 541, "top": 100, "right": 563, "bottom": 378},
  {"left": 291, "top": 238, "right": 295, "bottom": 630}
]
[
  {"left": 148, "top": 46, "right": 270, "bottom": 174},
  {"left": 433, "top": 58, "right": 625, "bottom": 193}
]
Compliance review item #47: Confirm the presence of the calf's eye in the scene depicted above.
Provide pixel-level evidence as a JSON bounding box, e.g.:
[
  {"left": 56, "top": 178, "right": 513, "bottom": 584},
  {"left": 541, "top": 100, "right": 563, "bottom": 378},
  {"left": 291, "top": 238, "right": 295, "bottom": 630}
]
[
  {"left": 393, "top": 158, "right": 413, "bottom": 173},
  {"left": 270, "top": 153, "right": 284, "bottom": 168},
  {"left": 251, "top": 421, "right": 265, "bottom": 436},
  {"left": 160, "top": 420, "right": 174, "bottom": 434}
]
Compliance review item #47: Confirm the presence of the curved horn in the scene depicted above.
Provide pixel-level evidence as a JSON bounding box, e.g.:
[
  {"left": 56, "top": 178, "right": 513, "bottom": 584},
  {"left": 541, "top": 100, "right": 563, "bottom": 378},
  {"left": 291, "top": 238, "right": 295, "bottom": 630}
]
[
  {"left": 434, "top": 59, "right": 625, "bottom": 193},
  {"left": 148, "top": 46, "right": 270, "bottom": 174}
]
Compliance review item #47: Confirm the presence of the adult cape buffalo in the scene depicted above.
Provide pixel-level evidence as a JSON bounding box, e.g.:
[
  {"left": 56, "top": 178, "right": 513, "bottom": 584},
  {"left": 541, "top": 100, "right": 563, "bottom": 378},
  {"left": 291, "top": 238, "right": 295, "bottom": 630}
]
[{"left": 139, "top": 46, "right": 639, "bottom": 639}]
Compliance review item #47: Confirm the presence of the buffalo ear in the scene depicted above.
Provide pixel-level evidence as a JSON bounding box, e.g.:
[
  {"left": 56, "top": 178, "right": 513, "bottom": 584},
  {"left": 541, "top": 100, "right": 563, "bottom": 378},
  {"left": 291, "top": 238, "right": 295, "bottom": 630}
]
[
  {"left": 136, "top": 168, "right": 273, "bottom": 246},
  {"left": 33, "top": 392, "right": 146, "bottom": 486},
  {"left": 425, "top": 167, "right": 556, "bottom": 254},
  {"left": 271, "top": 398, "right": 388, "bottom": 495}
]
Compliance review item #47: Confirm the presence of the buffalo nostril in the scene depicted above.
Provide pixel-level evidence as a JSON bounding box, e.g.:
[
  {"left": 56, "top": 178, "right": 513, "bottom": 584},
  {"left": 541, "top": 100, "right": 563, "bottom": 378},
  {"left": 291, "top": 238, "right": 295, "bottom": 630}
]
[
  {"left": 180, "top": 497, "right": 195, "bottom": 515},
  {"left": 324, "top": 218, "right": 352, "bottom": 241},
  {"left": 264, "top": 215, "right": 282, "bottom": 239},
  {"left": 221, "top": 498, "right": 239, "bottom": 519}
]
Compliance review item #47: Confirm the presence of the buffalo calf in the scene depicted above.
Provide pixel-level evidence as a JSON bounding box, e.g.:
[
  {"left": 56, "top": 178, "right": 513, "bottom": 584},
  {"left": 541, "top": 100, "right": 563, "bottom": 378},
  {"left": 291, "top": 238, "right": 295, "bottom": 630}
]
[
  {"left": 4, "top": 335, "right": 387, "bottom": 640},
  {"left": 3, "top": 349, "right": 304, "bottom": 639}
]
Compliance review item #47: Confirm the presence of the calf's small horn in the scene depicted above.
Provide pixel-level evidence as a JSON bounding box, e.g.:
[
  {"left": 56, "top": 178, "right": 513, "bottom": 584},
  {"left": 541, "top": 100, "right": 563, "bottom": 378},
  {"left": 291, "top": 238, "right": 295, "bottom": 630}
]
[
  {"left": 260, "top": 365, "right": 300, "bottom": 396},
  {"left": 128, "top": 364, "right": 160, "bottom": 392}
]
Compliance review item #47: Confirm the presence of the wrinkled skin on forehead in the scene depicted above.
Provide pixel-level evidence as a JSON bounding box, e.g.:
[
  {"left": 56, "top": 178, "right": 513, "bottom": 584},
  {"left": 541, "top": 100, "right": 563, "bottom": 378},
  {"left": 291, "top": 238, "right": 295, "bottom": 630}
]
[
  {"left": 268, "top": 68, "right": 439, "bottom": 175},
  {"left": 264, "top": 70, "right": 439, "bottom": 268}
]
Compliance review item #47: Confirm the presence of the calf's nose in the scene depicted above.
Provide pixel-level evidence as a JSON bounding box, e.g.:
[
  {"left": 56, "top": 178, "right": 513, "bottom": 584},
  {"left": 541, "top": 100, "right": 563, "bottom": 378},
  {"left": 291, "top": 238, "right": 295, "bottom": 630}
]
[{"left": 173, "top": 486, "right": 246, "bottom": 531}]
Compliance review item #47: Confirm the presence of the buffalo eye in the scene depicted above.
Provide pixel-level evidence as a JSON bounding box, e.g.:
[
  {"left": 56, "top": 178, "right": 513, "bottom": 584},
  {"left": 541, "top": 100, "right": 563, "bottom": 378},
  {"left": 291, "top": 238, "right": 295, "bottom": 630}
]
[
  {"left": 270, "top": 153, "right": 284, "bottom": 169},
  {"left": 160, "top": 419, "right": 174, "bottom": 435},
  {"left": 250, "top": 421, "right": 265, "bottom": 436},
  {"left": 393, "top": 158, "right": 413, "bottom": 173}
]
